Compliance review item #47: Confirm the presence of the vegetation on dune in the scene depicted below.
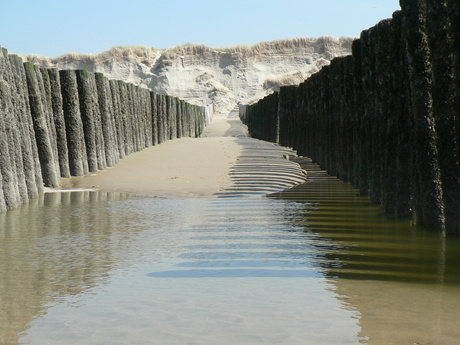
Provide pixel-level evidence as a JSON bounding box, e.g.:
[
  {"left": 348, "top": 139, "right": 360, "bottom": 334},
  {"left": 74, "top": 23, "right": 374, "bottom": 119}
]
[{"left": 21, "top": 37, "right": 353, "bottom": 64}]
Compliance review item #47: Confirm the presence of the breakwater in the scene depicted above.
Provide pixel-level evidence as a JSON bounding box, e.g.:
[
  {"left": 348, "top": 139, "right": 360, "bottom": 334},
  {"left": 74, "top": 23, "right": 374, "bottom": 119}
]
[
  {"left": 0, "top": 47, "right": 205, "bottom": 211},
  {"left": 240, "top": 0, "right": 460, "bottom": 234}
]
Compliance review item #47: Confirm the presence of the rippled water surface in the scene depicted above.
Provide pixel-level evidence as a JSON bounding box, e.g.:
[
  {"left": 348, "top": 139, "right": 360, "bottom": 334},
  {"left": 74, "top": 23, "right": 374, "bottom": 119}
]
[{"left": 1, "top": 180, "right": 460, "bottom": 344}]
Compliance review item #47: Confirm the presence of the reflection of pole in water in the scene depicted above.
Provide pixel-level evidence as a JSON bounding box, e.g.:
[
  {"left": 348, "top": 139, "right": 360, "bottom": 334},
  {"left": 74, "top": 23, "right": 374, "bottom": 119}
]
[
  {"left": 434, "top": 230, "right": 447, "bottom": 339},
  {"left": 0, "top": 191, "right": 137, "bottom": 344},
  {"left": 436, "top": 231, "right": 447, "bottom": 285},
  {"left": 270, "top": 160, "right": 460, "bottom": 344}
]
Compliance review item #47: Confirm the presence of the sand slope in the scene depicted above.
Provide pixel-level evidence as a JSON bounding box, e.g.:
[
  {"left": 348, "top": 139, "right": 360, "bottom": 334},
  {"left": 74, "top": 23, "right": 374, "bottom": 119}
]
[{"left": 59, "top": 117, "right": 305, "bottom": 198}]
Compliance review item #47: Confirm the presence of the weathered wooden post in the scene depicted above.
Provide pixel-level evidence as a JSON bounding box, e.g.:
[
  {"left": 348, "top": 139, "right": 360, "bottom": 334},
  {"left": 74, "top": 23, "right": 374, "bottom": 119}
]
[
  {"left": 25, "top": 62, "right": 60, "bottom": 187},
  {"left": 95, "top": 73, "right": 119, "bottom": 167},
  {"left": 156, "top": 94, "right": 165, "bottom": 144},
  {"left": 0, "top": 48, "right": 21, "bottom": 209},
  {"left": 40, "top": 68, "right": 60, "bottom": 173},
  {"left": 390, "top": 10, "right": 414, "bottom": 218},
  {"left": 433, "top": 0, "right": 460, "bottom": 234},
  {"left": 142, "top": 88, "right": 153, "bottom": 147},
  {"left": 109, "top": 80, "right": 125, "bottom": 159},
  {"left": 351, "top": 39, "right": 363, "bottom": 189},
  {"left": 9, "top": 54, "right": 43, "bottom": 201},
  {"left": 117, "top": 81, "right": 132, "bottom": 156},
  {"left": 401, "top": 0, "right": 444, "bottom": 228},
  {"left": 48, "top": 68, "right": 70, "bottom": 177},
  {"left": 447, "top": 0, "right": 460, "bottom": 169},
  {"left": 150, "top": 92, "right": 158, "bottom": 145},
  {"left": 374, "top": 20, "right": 397, "bottom": 213},
  {"left": 59, "top": 69, "right": 88, "bottom": 176}
]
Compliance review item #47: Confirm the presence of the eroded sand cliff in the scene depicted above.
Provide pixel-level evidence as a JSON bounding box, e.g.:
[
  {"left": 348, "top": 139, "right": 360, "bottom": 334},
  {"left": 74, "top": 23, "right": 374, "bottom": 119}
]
[{"left": 22, "top": 37, "right": 353, "bottom": 115}]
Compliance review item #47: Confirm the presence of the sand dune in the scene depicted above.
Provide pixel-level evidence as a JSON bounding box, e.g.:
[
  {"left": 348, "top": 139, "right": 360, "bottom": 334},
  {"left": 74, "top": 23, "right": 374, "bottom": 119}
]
[{"left": 23, "top": 38, "right": 353, "bottom": 115}]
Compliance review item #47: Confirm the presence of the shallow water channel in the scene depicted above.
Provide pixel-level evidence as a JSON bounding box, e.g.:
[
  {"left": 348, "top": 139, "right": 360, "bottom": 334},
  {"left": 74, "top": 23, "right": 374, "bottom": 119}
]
[{"left": 1, "top": 178, "right": 460, "bottom": 344}]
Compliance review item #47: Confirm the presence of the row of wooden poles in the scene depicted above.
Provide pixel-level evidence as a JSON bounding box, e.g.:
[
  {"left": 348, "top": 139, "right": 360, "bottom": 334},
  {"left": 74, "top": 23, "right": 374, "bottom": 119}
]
[
  {"left": 0, "top": 47, "right": 206, "bottom": 211},
  {"left": 240, "top": 0, "right": 460, "bottom": 234}
]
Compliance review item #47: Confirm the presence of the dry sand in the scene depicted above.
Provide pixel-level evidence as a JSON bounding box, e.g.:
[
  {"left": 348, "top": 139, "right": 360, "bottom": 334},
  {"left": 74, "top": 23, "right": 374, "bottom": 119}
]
[{"left": 58, "top": 117, "right": 305, "bottom": 198}]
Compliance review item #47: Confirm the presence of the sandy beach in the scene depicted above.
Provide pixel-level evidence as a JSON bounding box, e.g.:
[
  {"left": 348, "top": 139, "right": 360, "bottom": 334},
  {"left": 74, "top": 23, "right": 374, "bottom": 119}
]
[{"left": 59, "top": 116, "right": 305, "bottom": 198}]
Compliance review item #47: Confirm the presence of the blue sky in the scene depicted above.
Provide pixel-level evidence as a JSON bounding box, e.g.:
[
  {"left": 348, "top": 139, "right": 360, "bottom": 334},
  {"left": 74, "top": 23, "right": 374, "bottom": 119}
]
[{"left": 1, "top": 0, "right": 400, "bottom": 57}]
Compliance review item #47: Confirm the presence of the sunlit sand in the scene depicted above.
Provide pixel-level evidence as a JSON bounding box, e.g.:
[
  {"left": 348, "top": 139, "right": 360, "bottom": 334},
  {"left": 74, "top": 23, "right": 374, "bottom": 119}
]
[{"left": 58, "top": 116, "right": 304, "bottom": 197}]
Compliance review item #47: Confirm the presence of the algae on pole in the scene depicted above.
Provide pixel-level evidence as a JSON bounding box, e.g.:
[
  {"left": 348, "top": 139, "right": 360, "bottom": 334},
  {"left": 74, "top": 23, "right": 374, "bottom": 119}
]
[{"left": 241, "top": 1, "right": 460, "bottom": 234}]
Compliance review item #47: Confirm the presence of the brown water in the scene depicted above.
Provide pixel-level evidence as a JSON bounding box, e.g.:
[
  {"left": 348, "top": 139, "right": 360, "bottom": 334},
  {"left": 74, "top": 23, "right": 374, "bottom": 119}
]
[{"left": 1, "top": 181, "right": 459, "bottom": 344}]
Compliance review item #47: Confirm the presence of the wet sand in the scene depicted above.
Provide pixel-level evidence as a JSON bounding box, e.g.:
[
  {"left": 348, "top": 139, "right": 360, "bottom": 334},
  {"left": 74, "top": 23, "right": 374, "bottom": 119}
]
[{"left": 58, "top": 117, "right": 305, "bottom": 198}]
